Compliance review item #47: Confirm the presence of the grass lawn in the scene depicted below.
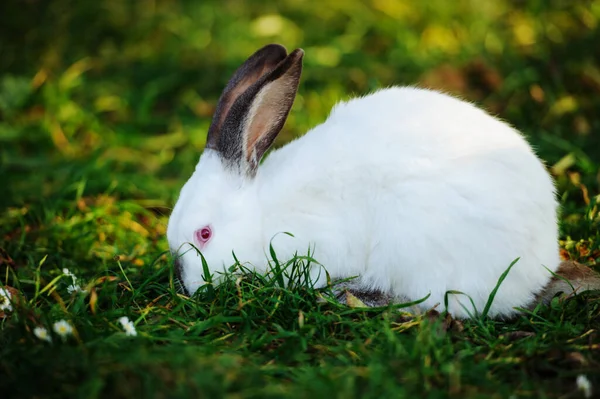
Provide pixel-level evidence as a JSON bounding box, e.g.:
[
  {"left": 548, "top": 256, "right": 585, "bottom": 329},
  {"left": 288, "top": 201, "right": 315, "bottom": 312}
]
[{"left": 1, "top": 1, "right": 600, "bottom": 398}]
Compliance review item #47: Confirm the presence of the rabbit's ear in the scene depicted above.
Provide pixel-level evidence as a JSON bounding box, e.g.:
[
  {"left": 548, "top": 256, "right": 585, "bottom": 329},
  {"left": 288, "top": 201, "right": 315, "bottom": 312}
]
[
  {"left": 210, "top": 47, "right": 304, "bottom": 176},
  {"left": 206, "top": 44, "right": 288, "bottom": 154}
]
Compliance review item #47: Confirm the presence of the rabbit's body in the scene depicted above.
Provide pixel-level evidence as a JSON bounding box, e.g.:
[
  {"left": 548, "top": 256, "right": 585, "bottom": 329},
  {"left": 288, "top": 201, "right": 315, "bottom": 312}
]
[
  {"left": 168, "top": 44, "right": 597, "bottom": 319},
  {"left": 257, "top": 87, "right": 559, "bottom": 318}
]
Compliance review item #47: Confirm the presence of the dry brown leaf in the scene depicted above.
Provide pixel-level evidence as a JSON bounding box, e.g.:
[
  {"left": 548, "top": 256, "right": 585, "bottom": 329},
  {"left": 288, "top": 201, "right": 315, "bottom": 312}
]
[{"left": 345, "top": 291, "right": 367, "bottom": 308}]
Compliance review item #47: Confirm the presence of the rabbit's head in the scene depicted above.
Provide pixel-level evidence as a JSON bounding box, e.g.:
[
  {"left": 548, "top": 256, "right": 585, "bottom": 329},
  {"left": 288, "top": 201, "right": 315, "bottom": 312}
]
[{"left": 167, "top": 44, "right": 303, "bottom": 295}]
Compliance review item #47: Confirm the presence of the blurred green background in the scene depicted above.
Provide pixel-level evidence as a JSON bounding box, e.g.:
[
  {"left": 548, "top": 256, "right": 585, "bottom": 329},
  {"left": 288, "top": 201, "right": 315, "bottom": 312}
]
[{"left": 1, "top": 0, "right": 599, "bottom": 262}]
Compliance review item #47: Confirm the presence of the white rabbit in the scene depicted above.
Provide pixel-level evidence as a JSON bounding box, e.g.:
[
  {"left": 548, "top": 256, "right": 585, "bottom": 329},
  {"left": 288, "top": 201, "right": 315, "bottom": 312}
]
[{"left": 167, "top": 44, "right": 600, "bottom": 318}]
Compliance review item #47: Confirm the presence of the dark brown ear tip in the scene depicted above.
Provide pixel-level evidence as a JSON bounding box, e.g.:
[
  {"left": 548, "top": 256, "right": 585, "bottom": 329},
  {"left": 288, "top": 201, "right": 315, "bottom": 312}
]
[
  {"left": 257, "top": 43, "right": 288, "bottom": 58},
  {"left": 289, "top": 48, "right": 305, "bottom": 60}
]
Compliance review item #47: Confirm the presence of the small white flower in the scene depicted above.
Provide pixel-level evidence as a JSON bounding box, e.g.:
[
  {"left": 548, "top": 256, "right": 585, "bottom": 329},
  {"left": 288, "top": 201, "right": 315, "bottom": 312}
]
[
  {"left": 53, "top": 319, "right": 73, "bottom": 338},
  {"left": 62, "top": 268, "right": 85, "bottom": 294},
  {"left": 577, "top": 374, "right": 592, "bottom": 398},
  {"left": 62, "top": 268, "right": 78, "bottom": 282},
  {"left": 0, "top": 287, "right": 12, "bottom": 313},
  {"left": 118, "top": 316, "right": 137, "bottom": 337},
  {"left": 67, "top": 284, "right": 86, "bottom": 294},
  {"left": 33, "top": 326, "right": 52, "bottom": 343}
]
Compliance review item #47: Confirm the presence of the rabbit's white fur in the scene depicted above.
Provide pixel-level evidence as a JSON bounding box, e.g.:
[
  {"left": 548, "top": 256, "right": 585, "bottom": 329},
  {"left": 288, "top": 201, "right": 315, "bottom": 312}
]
[{"left": 168, "top": 86, "right": 559, "bottom": 318}]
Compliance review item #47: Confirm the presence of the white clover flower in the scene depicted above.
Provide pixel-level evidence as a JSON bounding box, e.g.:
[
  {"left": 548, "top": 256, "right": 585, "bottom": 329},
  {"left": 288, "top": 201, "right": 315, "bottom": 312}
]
[
  {"left": 33, "top": 326, "right": 52, "bottom": 343},
  {"left": 577, "top": 375, "right": 592, "bottom": 398},
  {"left": 53, "top": 319, "right": 73, "bottom": 338},
  {"left": 0, "top": 287, "right": 13, "bottom": 313},
  {"left": 118, "top": 316, "right": 137, "bottom": 337}
]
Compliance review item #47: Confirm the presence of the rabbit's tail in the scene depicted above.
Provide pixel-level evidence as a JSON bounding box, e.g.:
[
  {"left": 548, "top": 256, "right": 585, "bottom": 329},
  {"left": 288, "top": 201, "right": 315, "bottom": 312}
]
[{"left": 535, "top": 261, "right": 600, "bottom": 304}]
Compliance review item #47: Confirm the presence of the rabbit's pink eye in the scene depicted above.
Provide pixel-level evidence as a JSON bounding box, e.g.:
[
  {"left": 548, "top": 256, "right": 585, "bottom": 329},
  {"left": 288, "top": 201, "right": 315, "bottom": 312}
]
[
  {"left": 201, "top": 228, "right": 211, "bottom": 240},
  {"left": 195, "top": 226, "right": 212, "bottom": 245}
]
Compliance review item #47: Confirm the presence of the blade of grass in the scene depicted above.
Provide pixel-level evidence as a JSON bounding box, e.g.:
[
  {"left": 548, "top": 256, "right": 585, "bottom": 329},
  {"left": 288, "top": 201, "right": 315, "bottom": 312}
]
[{"left": 481, "top": 258, "right": 520, "bottom": 319}]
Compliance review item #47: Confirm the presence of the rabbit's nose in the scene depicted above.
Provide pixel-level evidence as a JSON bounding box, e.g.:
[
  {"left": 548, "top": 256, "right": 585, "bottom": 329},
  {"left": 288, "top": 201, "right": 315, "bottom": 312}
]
[{"left": 173, "top": 258, "right": 189, "bottom": 296}]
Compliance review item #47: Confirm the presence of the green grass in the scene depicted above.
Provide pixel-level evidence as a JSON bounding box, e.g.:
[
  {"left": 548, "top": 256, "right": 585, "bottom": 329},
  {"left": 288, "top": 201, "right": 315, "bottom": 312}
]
[{"left": 1, "top": 0, "right": 600, "bottom": 397}]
